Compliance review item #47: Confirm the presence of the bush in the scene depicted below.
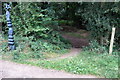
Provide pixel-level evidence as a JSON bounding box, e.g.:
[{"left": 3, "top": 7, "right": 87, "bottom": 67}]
[
  {"left": 1, "top": 2, "right": 70, "bottom": 45},
  {"left": 83, "top": 40, "right": 119, "bottom": 55},
  {"left": 1, "top": 35, "right": 70, "bottom": 60},
  {"left": 1, "top": 2, "right": 71, "bottom": 59},
  {"left": 77, "top": 2, "right": 120, "bottom": 48},
  {"left": 83, "top": 40, "right": 108, "bottom": 54}
]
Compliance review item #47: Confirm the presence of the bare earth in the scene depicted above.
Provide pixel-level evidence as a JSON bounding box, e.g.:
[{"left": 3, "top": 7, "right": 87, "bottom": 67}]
[
  {"left": 0, "top": 60, "right": 97, "bottom": 78},
  {"left": 62, "top": 34, "right": 89, "bottom": 48},
  {"left": 47, "top": 48, "right": 81, "bottom": 61}
]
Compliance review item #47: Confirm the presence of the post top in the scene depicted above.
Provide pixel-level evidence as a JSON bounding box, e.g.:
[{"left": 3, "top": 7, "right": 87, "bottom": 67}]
[{"left": 6, "top": 4, "right": 11, "bottom": 10}]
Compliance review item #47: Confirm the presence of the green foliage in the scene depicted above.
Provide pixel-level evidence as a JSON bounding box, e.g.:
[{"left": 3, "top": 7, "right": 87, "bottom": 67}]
[
  {"left": 0, "top": 39, "right": 44, "bottom": 60},
  {"left": 2, "top": 2, "right": 70, "bottom": 44},
  {"left": 63, "top": 31, "right": 88, "bottom": 39},
  {"left": 58, "top": 20, "right": 74, "bottom": 26},
  {"left": 29, "top": 39, "right": 71, "bottom": 53},
  {"left": 0, "top": 35, "right": 7, "bottom": 52},
  {"left": 17, "top": 51, "right": 119, "bottom": 78},
  {"left": 42, "top": 52, "right": 118, "bottom": 78},
  {"left": 41, "top": 2, "right": 120, "bottom": 50},
  {"left": 0, "top": 41, "right": 8, "bottom": 52},
  {"left": 83, "top": 40, "right": 119, "bottom": 55},
  {"left": 1, "top": 2, "right": 71, "bottom": 58},
  {"left": 83, "top": 40, "right": 108, "bottom": 54},
  {"left": 9, "top": 3, "right": 54, "bottom": 38},
  {"left": 77, "top": 2, "right": 120, "bottom": 47},
  {"left": 11, "top": 50, "right": 43, "bottom": 60},
  {"left": 1, "top": 35, "right": 71, "bottom": 61}
]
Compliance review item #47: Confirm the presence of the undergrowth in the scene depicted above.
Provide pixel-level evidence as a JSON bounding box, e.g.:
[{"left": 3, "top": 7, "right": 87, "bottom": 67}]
[
  {"left": 1, "top": 35, "right": 71, "bottom": 60},
  {"left": 1, "top": 3, "right": 71, "bottom": 60},
  {"left": 83, "top": 40, "right": 119, "bottom": 55}
]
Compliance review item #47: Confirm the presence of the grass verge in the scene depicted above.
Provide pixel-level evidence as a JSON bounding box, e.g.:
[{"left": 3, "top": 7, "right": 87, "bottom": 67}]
[{"left": 9, "top": 51, "right": 119, "bottom": 78}]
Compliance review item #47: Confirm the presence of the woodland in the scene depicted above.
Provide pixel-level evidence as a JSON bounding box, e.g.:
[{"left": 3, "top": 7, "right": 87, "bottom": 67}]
[{"left": 0, "top": 2, "right": 120, "bottom": 78}]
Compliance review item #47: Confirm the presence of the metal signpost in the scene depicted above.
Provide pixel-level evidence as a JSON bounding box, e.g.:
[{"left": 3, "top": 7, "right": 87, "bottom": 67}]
[{"left": 6, "top": 3, "right": 15, "bottom": 50}]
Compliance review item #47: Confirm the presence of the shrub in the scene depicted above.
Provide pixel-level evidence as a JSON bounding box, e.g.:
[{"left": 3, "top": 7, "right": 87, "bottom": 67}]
[
  {"left": 1, "top": 2, "right": 70, "bottom": 45},
  {"left": 1, "top": 2, "right": 71, "bottom": 59},
  {"left": 77, "top": 2, "right": 120, "bottom": 48},
  {"left": 83, "top": 40, "right": 108, "bottom": 54}
]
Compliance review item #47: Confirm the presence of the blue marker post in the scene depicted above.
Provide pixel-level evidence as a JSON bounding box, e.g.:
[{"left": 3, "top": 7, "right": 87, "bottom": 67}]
[{"left": 6, "top": 3, "right": 15, "bottom": 50}]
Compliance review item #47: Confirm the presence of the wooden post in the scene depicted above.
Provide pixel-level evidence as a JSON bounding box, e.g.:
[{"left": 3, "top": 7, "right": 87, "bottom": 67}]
[{"left": 109, "top": 27, "right": 116, "bottom": 54}]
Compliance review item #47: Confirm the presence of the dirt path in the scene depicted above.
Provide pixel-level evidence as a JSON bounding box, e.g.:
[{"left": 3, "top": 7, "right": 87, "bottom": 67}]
[
  {"left": 62, "top": 34, "right": 89, "bottom": 48},
  {"left": 47, "top": 48, "right": 81, "bottom": 61},
  {"left": 0, "top": 60, "right": 97, "bottom": 78},
  {"left": 58, "top": 48, "right": 81, "bottom": 59},
  {"left": 0, "top": 32, "right": 97, "bottom": 78},
  {"left": 45, "top": 32, "right": 89, "bottom": 60}
]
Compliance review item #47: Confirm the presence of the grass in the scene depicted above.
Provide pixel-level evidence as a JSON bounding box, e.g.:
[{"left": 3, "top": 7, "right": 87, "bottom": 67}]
[
  {"left": 10, "top": 51, "right": 119, "bottom": 78},
  {"left": 62, "top": 30, "right": 89, "bottom": 39},
  {"left": 0, "top": 34, "right": 119, "bottom": 78}
]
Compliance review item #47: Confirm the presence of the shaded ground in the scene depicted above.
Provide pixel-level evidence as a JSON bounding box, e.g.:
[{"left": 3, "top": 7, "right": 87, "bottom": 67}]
[
  {"left": 60, "top": 26, "right": 89, "bottom": 48},
  {"left": 62, "top": 34, "right": 89, "bottom": 48},
  {"left": 0, "top": 60, "right": 97, "bottom": 78}
]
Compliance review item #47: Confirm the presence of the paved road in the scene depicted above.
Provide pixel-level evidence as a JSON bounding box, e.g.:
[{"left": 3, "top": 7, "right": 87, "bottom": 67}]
[{"left": 0, "top": 60, "right": 97, "bottom": 78}]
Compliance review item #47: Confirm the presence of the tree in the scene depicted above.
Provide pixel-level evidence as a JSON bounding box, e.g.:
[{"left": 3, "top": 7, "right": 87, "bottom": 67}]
[{"left": 76, "top": 2, "right": 120, "bottom": 49}]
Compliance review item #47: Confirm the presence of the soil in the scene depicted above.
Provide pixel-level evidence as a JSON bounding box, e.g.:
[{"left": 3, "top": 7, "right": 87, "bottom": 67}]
[
  {"left": 0, "top": 60, "right": 97, "bottom": 78},
  {"left": 62, "top": 34, "right": 89, "bottom": 48},
  {"left": 47, "top": 48, "right": 81, "bottom": 61}
]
